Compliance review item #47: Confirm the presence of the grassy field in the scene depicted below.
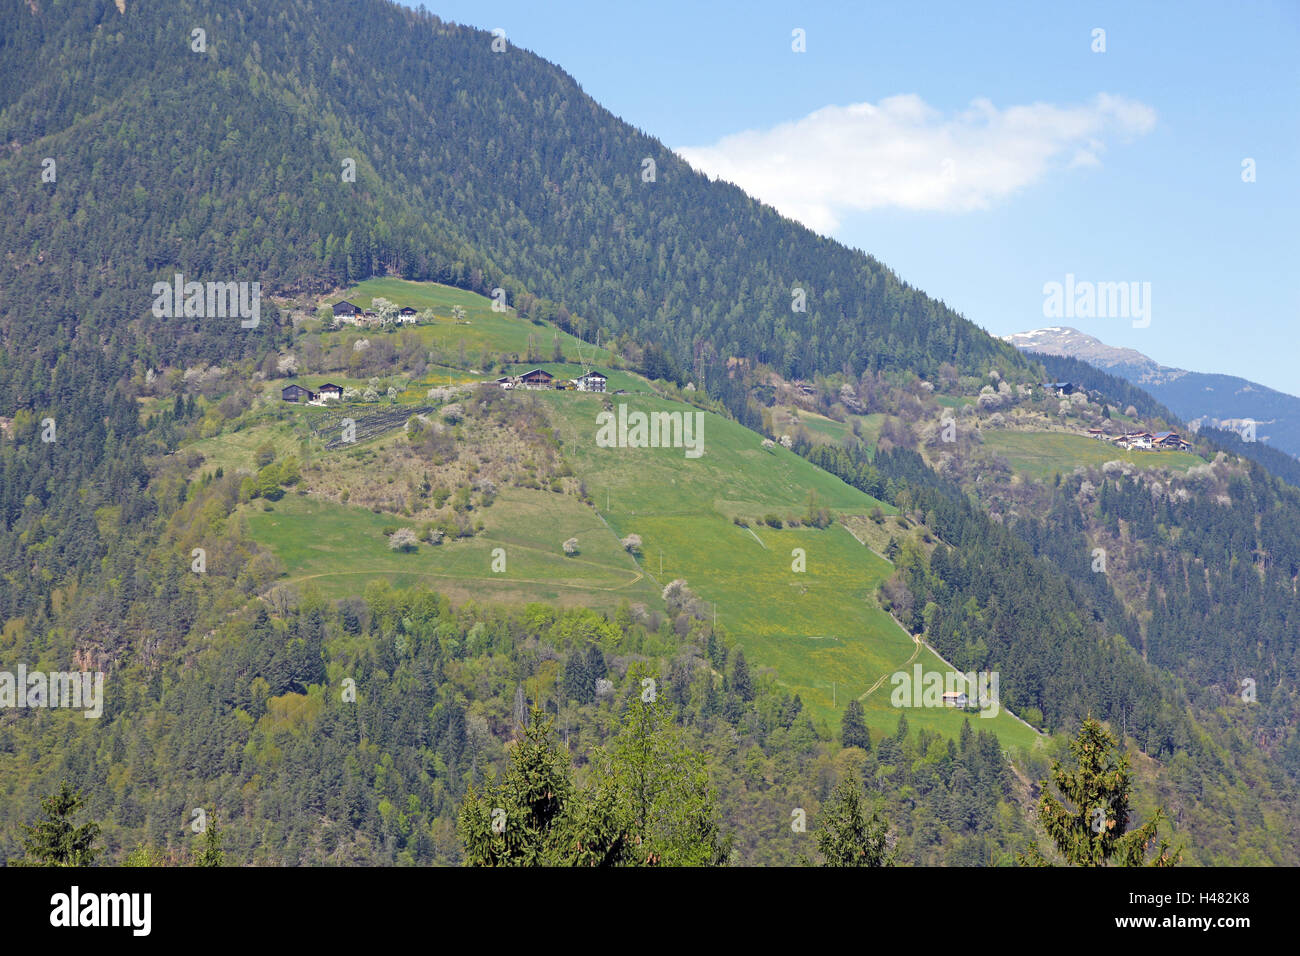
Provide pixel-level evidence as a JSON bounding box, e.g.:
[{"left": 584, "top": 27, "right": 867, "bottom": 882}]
[
  {"left": 187, "top": 420, "right": 307, "bottom": 476},
  {"left": 771, "top": 407, "right": 885, "bottom": 451},
  {"left": 539, "top": 390, "right": 1039, "bottom": 747},
  {"left": 214, "top": 370, "right": 1042, "bottom": 748},
  {"left": 324, "top": 279, "right": 610, "bottom": 367},
  {"left": 246, "top": 487, "right": 659, "bottom": 611},
  {"left": 984, "top": 430, "right": 1206, "bottom": 481}
]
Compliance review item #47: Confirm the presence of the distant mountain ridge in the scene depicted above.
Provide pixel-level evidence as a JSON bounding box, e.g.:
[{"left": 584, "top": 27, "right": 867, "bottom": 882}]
[{"left": 1005, "top": 327, "right": 1300, "bottom": 459}]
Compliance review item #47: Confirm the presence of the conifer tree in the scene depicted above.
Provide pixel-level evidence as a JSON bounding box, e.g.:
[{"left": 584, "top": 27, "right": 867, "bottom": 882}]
[
  {"left": 730, "top": 649, "right": 754, "bottom": 702},
  {"left": 195, "top": 817, "right": 225, "bottom": 866},
  {"left": 19, "top": 781, "right": 101, "bottom": 867},
  {"left": 593, "top": 664, "right": 730, "bottom": 865},
  {"left": 459, "top": 707, "right": 577, "bottom": 866},
  {"left": 815, "top": 777, "right": 894, "bottom": 867},
  {"left": 840, "top": 700, "right": 872, "bottom": 752},
  {"left": 1021, "top": 718, "right": 1180, "bottom": 866}
]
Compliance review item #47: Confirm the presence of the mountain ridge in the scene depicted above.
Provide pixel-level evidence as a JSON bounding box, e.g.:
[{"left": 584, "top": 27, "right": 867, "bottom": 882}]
[{"left": 1005, "top": 326, "right": 1300, "bottom": 457}]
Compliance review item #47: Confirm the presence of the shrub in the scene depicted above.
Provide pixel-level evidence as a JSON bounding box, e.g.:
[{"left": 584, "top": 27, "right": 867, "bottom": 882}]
[{"left": 764, "top": 514, "right": 783, "bottom": 529}]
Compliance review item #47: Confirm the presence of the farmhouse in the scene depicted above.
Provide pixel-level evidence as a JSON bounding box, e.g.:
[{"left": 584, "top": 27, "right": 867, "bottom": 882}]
[
  {"left": 1153, "top": 430, "right": 1191, "bottom": 450},
  {"left": 281, "top": 384, "right": 317, "bottom": 403},
  {"left": 575, "top": 370, "right": 607, "bottom": 393},
  {"left": 398, "top": 306, "right": 418, "bottom": 323},
  {"left": 492, "top": 376, "right": 516, "bottom": 390},
  {"left": 318, "top": 383, "right": 344, "bottom": 402},
  {"left": 518, "top": 368, "right": 554, "bottom": 389},
  {"left": 942, "top": 691, "right": 968, "bottom": 708},
  {"left": 1040, "top": 381, "right": 1076, "bottom": 395},
  {"left": 1113, "top": 431, "right": 1154, "bottom": 450},
  {"left": 332, "top": 299, "right": 361, "bottom": 318},
  {"left": 1086, "top": 427, "right": 1106, "bottom": 439}
]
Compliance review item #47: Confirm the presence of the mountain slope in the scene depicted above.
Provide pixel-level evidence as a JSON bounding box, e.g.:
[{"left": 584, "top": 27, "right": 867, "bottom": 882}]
[
  {"left": 1006, "top": 328, "right": 1300, "bottom": 458},
  {"left": 1, "top": 0, "right": 1298, "bottom": 867},
  {"left": 1, "top": 0, "right": 1030, "bottom": 410}
]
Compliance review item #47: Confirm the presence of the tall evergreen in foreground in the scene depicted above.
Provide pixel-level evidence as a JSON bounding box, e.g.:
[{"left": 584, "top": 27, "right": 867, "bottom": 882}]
[
  {"left": 1022, "top": 718, "right": 1180, "bottom": 867},
  {"left": 458, "top": 685, "right": 729, "bottom": 866},
  {"left": 19, "top": 782, "right": 101, "bottom": 867},
  {"left": 815, "top": 778, "right": 895, "bottom": 867}
]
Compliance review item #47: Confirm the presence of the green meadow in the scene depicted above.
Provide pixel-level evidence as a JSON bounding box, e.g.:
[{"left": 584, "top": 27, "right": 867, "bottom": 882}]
[
  {"left": 324, "top": 278, "right": 610, "bottom": 366},
  {"left": 247, "top": 487, "right": 658, "bottom": 611},
  {"left": 540, "top": 390, "right": 1039, "bottom": 747},
  {"left": 223, "top": 372, "right": 1043, "bottom": 747},
  {"left": 984, "top": 430, "right": 1205, "bottom": 481}
]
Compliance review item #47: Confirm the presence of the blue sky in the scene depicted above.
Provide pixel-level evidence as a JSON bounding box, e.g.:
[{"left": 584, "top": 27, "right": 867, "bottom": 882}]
[{"left": 412, "top": 1, "right": 1299, "bottom": 395}]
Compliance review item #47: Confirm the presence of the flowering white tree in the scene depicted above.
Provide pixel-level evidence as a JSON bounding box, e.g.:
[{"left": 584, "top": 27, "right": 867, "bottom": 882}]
[
  {"left": 389, "top": 528, "right": 419, "bottom": 552},
  {"left": 621, "top": 534, "right": 642, "bottom": 554},
  {"left": 562, "top": 537, "right": 579, "bottom": 556},
  {"left": 372, "top": 297, "right": 398, "bottom": 325}
]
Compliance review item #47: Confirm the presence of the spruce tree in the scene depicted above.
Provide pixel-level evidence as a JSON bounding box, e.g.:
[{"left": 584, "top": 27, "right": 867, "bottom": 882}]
[
  {"left": 814, "top": 777, "right": 894, "bottom": 867},
  {"left": 840, "top": 700, "right": 872, "bottom": 752},
  {"left": 458, "top": 707, "right": 578, "bottom": 866},
  {"left": 195, "top": 818, "right": 225, "bottom": 866},
  {"left": 20, "top": 781, "right": 101, "bottom": 867},
  {"left": 1021, "top": 718, "right": 1180, "bottom": 866},
  {"left": 730, "top": 649, "right": 754, "bottom": 702}
]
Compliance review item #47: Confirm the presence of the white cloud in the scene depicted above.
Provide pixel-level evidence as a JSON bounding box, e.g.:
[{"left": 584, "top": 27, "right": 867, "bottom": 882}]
[{"left": 675, "top": 93, "right": 1156, "bottom": 233}]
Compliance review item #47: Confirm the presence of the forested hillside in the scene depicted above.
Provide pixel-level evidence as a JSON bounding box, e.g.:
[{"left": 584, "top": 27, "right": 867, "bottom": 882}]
[{"left": 2, "top": 0, "right": 1298, "bottom": 867}]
